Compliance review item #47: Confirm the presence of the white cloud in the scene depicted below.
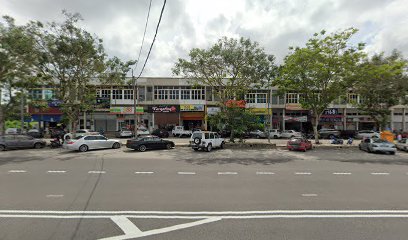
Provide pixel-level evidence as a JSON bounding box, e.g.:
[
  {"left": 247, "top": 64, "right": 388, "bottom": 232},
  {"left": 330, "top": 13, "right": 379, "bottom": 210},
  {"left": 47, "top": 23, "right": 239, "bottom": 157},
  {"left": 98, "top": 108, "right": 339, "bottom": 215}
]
[{"left": 1, "top": 0, "right": 407, "bottom": 76}]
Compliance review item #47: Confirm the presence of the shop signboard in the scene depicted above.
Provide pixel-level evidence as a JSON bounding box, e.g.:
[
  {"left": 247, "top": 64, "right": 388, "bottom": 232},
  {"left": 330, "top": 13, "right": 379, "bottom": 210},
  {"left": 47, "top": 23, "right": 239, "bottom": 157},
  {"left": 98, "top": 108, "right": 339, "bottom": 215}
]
[
  {"left": 207, "top": 107, "right": 221, "bottom": 115},
  {"left": 323, "top": 108, "right": 339, "bottom": 115},
  {"left": 48, "top": 100, "right": 63, "bottom": 107},
  {"left": 135, "top": 106, "right": 144, "bottom": 115},
  {"left": 248, "top": 108, "right": 269, "bottom": 114},
  {"left": 95, "top": 97, "right": 110, "bottom": 109},
  {"left": 149, "top": 105, "right": 179, "bottom": 113},
  {"left": 109, "top": 107, "right": 134, "bottom": 114},
  {"left": 285, "top": 103, "right": 303, "bottom": 110},
  {"left": 180, "top": 104, "right": 204, "bottom": 112},
  {"left": 284, "top": 115, "right": 308, "bottom": 122}
]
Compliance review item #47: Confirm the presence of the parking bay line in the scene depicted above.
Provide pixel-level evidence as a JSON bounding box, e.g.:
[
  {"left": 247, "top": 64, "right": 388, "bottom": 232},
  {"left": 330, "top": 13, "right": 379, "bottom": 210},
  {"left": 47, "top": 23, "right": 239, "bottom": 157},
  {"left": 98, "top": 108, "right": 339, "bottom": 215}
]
[
  {"left": 333, "top": 172, "right": 352, "bottom": 175},
  {"left": 46, "top": 195, "right": 64, "bottom": 198},
  {"left": 135, "top": 172, "right": 154, "bottom": 175},
  {"left": 47, "top": 170, "right": 67, "bottom": 173},
  {"left": 256, "top": 172, "right": 275, "bottom": 175},
  {"left": 295, "top": 172, "right": 312, "bottom": 175},
  {"left": 302, "top": 194, "right": 318, "bottom": 197},
  {"left": 8, "top": 170, "right": 27, "bottom": 173},
  {"left": 371, "top": 172, "right": 390, "bottom": 175}
]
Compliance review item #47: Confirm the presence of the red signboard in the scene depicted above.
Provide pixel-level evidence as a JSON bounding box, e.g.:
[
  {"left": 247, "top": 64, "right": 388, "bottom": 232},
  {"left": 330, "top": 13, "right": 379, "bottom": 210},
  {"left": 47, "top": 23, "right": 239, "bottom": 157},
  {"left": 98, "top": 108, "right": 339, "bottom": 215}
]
[
  {"left": 225, "top": 100, "right": 246, "bottom": 108},
  {"left": 28, "top": 106, "right": 63, "bottom": 115}
]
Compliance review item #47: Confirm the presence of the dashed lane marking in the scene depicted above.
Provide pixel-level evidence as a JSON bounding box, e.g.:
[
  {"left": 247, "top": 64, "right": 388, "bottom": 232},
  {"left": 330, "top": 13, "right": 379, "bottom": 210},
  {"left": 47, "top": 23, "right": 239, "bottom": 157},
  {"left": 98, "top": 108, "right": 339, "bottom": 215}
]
[
  {"left": 177, "top": 172, "right": 196, "bottom": 175},
  {"left": 134, "top": 172, "right": 154, "bottom": 174},
  {"left": 47, "top": 170, "right": 66, "bottom": 173},
  {"left": 218, "top": 172, "right": 238, "bottom": 175},
  {"left": 256, "top": 172, "right": 275, "bottom": 175},
  {"left": 302, "top": 194, "right": 318, "bottom": 197},
  {"left": 88, "top": 171, "right": 106, "bottom": 174},
  {"left": 371, "top": 172, "right": 390, "bottom": 175},
  {"left": 46, "top": 195, "right": 64, "bottom": 198},
  {"left": 8, "top": 170, "right": 27, "bottom": 173},
  {"left": 295, "top": 172, "right": 312, "bottom": 175},
  {"left": 333, "top": 172, "right": 352, "bottom": 175}
]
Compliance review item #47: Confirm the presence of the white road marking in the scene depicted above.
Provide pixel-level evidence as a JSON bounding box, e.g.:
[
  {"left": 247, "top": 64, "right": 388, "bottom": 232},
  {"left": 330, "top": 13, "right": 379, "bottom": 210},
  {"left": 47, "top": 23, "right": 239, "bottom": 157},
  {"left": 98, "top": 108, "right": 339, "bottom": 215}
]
[
  {"left": 47, "top": 170, "right": 66, "bottom": 173},
  {"left": 8, "top": 170, "right": 27, "bottom": 173},
  {"left": 46, "top": 195, "right": 64, "bottom": 198},
  {"left": 218, "top": 172, "right": 238, "bottom": 175},
  {"left": 371, "top": 172, "right": 390, "bottom": 175},
  {"left": 256, "top": 172, "right": 275, "bottom": 175},
  {"left": 177, "top": 172, "right": 196, "bottom": 175},
  {"left": 295, "top": 172, "right": 312, "bottom": 175},
  {"left": 301, "top": 194, "right": 318, "bottom": 197},
  {"left": 110, "top": 216, "right": 143, "bottom": 236},
  {"left": 333, "top": 172, "right": 352, "bottom": 175},
  {"left": 88, "top": 171, "right": 106, "bottom": 174},
  {"left": 134, "top": 172, "right": 154, "bottom": 174}
]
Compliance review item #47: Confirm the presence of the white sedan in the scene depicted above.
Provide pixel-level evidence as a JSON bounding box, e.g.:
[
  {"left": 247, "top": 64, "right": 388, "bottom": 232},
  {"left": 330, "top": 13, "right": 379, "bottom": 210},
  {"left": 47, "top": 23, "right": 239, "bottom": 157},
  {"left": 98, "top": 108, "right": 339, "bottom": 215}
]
[
  {"left": 63, "top": 135, "right": 121, "bottom": 152},
  {"left": 281, "top": 130, "right": 302, "bottom": 138},
  {"left": 396, "top": 139, "right": 408, "bottom": 152}
]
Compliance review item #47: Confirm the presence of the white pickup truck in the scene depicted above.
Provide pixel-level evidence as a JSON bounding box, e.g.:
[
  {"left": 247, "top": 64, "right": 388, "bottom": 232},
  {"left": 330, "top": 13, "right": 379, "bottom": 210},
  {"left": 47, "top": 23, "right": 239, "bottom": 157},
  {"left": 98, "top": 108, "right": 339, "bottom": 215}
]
[{"left": 172, "top": 126, "right": 192, "bottom": 137}]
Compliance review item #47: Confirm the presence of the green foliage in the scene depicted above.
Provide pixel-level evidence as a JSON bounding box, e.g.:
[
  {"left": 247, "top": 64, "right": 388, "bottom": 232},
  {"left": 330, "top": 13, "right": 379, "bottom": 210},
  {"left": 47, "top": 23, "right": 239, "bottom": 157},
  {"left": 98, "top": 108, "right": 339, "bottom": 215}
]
[
  {"left": 354, "top": 50, "right": 408, "bottom": 130},
  {"left": 173, "top": 36, "right": 277, "bottom": 103},
  {"left": 101, "top": 56, "right": 137, "bottom": 86},
  {"left": 208, "top": 104, "right": 260, "bottom": 142},
  {"left": 276, "top": 28, "right": 365, "bottom": 142},
  {"left": 0, "top": 16, "right": 41, "bottom": 133}
]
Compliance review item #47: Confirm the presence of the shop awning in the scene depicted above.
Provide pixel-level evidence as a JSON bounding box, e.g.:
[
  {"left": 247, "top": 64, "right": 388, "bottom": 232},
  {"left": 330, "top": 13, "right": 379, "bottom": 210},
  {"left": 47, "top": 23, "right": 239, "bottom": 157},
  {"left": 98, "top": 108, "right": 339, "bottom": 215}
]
[{"left": 29, "top": 114, "right": 62, "bottom": 122}]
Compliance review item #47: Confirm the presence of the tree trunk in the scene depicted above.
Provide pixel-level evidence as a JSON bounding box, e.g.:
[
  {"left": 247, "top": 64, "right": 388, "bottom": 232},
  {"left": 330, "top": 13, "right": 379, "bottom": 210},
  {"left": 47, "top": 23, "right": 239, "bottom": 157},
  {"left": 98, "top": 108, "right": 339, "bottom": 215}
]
[
  {"left": 0, "top": 89, "right": 4, "bottom": 135},
  {"left": 313, "top": 113, "right": 320, "bottom": 144}
]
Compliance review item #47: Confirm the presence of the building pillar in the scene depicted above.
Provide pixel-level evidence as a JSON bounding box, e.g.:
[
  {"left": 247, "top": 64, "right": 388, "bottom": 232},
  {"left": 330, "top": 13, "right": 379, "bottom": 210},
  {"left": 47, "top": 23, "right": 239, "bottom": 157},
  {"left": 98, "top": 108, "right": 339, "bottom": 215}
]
[
  {"left": 282, "top": 108, "right": 286, "bottom": 130},
  {"left": 390, "top": 109, "right": 394, "bottom": 131},
  {"left": 403, "top": 107, "right": 406, "bottom": 132},
  {"left": 83, "top": 111, "right": 87, "bottom": 129},
  {"left": 343, "top": 108, "right": 347, "bottom": 130}
]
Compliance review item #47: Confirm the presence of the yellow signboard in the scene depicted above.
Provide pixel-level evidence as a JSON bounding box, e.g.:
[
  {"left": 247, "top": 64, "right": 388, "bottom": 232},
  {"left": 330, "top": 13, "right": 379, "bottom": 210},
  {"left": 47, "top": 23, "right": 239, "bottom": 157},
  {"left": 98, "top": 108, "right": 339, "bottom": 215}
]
[{"left": 248, "top": 108, "right": 270, "bottom": 114}]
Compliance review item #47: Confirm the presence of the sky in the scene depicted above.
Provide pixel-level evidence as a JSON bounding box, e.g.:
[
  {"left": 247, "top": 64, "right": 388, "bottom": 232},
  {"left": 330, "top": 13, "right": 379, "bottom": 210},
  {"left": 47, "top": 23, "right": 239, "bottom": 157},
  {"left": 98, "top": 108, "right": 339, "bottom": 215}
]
[{"left": 1, "top": 0, "right": 407, "bottom": 77}]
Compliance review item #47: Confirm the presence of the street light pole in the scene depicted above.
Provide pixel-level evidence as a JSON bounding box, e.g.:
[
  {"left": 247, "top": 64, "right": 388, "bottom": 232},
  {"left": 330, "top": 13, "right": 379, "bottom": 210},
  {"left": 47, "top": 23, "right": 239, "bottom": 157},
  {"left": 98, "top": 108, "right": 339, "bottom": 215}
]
[{"left": 132, "top": 69, "right": 138, "bottom": 137}]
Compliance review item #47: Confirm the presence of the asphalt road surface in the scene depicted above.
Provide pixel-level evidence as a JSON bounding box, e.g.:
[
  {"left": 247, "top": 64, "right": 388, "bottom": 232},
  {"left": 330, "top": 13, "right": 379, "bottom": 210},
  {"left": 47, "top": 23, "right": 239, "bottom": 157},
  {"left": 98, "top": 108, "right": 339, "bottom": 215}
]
[{"left": 1, "top": 146, "right": 408, "bottom": 240}]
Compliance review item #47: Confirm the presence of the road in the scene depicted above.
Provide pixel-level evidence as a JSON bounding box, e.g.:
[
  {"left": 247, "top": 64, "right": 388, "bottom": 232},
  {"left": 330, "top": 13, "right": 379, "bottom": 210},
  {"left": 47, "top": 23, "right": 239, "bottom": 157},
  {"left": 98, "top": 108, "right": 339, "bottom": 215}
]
[{"left": 1, "top": 146, "right": 408, "bottom": 239}]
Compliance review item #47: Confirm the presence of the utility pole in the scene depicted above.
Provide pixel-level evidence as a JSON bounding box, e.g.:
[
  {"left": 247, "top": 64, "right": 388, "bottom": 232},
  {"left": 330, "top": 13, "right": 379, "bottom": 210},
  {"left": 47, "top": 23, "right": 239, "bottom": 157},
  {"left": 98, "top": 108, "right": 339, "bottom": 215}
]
[
  {"left": 132, "top": 69, "right": 138, "bottom": 137},
  {"left": 20, "top": 92, "right": 25, "bottom": 132}
]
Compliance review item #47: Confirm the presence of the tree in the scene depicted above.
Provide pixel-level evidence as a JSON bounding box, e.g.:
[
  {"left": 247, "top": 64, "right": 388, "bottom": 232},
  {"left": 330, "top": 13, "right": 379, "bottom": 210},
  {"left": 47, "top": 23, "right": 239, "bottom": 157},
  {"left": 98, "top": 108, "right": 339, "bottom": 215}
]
[
  {"left": 173, "top": 37, "right": 276, "bottom": 141},
  {"left": 0, "top": 16, "right": 40, "bottom": 134},
  {"left": 354, "top": 51, "right": 408, "bottom": 130},
  {"left": 276, "top": 28, "right": 365, "bottom": 143},
  {"left": 100, "top": 56, "right": 136, "bottom": 86},
  {"left": 33, "top": 11, "right": 106, "bottom": 131},
  {"left": 173, "top": 36, "right": 276, "bottom": 104}
]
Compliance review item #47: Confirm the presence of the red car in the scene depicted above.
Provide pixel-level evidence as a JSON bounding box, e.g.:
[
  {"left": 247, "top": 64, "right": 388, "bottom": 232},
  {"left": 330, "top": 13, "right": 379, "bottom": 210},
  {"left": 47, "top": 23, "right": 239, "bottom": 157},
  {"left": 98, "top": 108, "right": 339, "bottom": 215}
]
[{"left": 287, "top": 137, "right": 313, "bottom": 152}]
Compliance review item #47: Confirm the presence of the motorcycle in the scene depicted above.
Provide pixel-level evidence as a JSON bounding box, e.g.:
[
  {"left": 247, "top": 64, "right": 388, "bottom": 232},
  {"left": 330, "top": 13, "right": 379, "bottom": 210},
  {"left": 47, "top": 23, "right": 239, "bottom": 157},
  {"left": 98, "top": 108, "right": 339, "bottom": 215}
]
[{"left": 50, "top": 138, "right": 62, "bottom": 148}]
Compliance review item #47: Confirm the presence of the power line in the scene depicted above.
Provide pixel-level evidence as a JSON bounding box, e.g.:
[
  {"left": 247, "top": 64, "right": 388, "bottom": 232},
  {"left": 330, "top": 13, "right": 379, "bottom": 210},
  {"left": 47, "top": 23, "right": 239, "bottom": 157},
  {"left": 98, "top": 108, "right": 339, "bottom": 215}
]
[
  {"left": 135, "top": 0, "right": 167, "bottom": 79},
  {"left": 132, "top": 0, "right": 153, "bottom": 75}
]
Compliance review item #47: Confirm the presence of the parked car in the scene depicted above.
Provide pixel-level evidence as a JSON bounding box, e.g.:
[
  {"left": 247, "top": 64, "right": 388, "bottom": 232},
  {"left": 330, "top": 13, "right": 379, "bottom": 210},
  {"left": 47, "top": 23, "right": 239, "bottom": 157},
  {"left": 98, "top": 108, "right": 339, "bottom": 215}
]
[
  {"left": 359, "top": 138, "right": 396, "bottom": 154},
  {"left": 63, "top": 135, "right": 121, "bottom": 152},
  {"left": 0, "top": 134, "right": 46, "bottom": 151},
  {"left": 5, "top": 128, "right": 22, "bottom": 134},
  {"left": 190, "top": 131, "right": 225, "bottom": 152},
  {"left": 76, "top": 129, "right": 99, "bottom": 136},
  {"left": 318, "top": 128, "right": 341, "bottom": 139},
  {"left": 26, "top": 129, "right": 44, "bottom": 138},
  {"left": 356, "top": 130, "right": 380, "bottom": 139},
  {"left": 115, "top": 128, "right": 133, "bottom": 138},
  {"left": 265, "top": 129, "right": 281, "bottom": 139},
  {"left": 396, "top": 138, "right": 408, "bottom": 152},
  {"left": 126, "top": 135, "right": 174, "bottom": 152},
  {"left": 151, "top": 129, "right": 170, "bottom": 138},
  {"left": 287, "top": 137, "right": 313, "bottom": 152},
  {"left": 172, "top": 126, "right": 192, "bottom": 137},
  {"left": 136, "top": 128, "right": 150, "bottom": 136},
  {"left": 249, "top": 130, "right": 265, "bottom": 139},
  {"left": 281, "top": 130, "right": 302, "bottom": 138}
]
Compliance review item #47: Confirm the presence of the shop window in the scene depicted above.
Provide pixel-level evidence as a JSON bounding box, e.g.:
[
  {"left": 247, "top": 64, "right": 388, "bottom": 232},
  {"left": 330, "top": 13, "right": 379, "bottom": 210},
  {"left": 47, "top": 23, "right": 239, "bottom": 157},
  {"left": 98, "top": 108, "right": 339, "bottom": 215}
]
[
  {"left": 113, "top": 89, "right": 123, "bottom": 100},
  {"left": 181, "top": 89, "right": 190, "bottom": 100},
  {"left": 206, "top": 87, "right": 213, "bottom": 101},
  {"left": 169, "top": 89, "right": 179, "bottom": 99},
  {"left": 138, "top": 87, "right": 145, "bottom": 101},
  {"left": 44, "top": 89, "right": 55, "bottom": 100},
  {"left": 101, "top": 89, "right": 111, "bottom": 98},
  {"left": 348, "top": 93, "right": 359, "bottom": 104},
  {"left": 257, "top": 93, "right": 267, "bottom": 103},
  {"left": 286, "top": 93, "right": 299, "bottom": 104},
  {"left": 246, "top": 93, "right": 256, "bottom": 103},
  {"left": 30, "top": 89, "right": 43, "bottom": 100},
  {"left": 123, "top": 89, "right": 133, "bottom": 100},
  {"left": 191, "top": 88, "right": 204, "bottom": 100}
]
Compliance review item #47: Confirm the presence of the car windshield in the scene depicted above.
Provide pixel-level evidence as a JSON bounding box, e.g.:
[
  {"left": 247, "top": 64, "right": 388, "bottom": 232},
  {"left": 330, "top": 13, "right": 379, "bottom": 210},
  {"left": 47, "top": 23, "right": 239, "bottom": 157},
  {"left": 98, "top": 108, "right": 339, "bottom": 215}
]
[
  {"left": 373, "top": 139, "right": 388, "bottom": 143},
  {"left": 192, "top": 132, "right": 202, "bottom": 138}
]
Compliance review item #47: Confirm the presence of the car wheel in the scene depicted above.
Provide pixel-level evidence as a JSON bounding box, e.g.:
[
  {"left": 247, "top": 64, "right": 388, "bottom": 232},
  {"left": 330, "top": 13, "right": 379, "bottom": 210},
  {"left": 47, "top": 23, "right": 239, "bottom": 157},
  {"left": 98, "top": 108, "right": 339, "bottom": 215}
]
[
  {"left": 220, "top": 142, "right": 225, "bottom": 149},
  {"left": 359, "top": 145, "right": 362, "bottom": 150},
  {"left": 273, "top": 135, "right": 278, "bottom": 139},
  {"left": 0, "top": 145, "right": 5, "bottom": 151},
  {"left": 206, "top": 144, "right": 212, "bottom": 152},
  {"left": 328, "top": 135, "right": 334, "bottom": 139},
  {"left": 139, "top": 145, "right": 147, "bottom": 152},
  {"left": 256, "top": 135, "right": 260, "bottom": 139},
  {"left": 303, "top": 148, "right": 307, "bottom": 152},
  {"left": 390, "top": 151, "right": 396, "bottom": 155},
  {"left": 34, "top": 143, "right": 42, "bottom": 149},
  {"left": 112, "top": 142, "right": 121, "bottom": 149},
  {"left": 79, "top": 145, "right": 88, "bottom": 152},
  {"left": 193, "top": 148, "right": 199, "bottom": 151},
  {"left": 166, "top": 143, "right": 172, "bottom": 150},
  {"left": 368, "top": 147, "right": 373, "bottom": 153},
  {"left": 193, "top": 137, "right": 201, "bottom": 145}
]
